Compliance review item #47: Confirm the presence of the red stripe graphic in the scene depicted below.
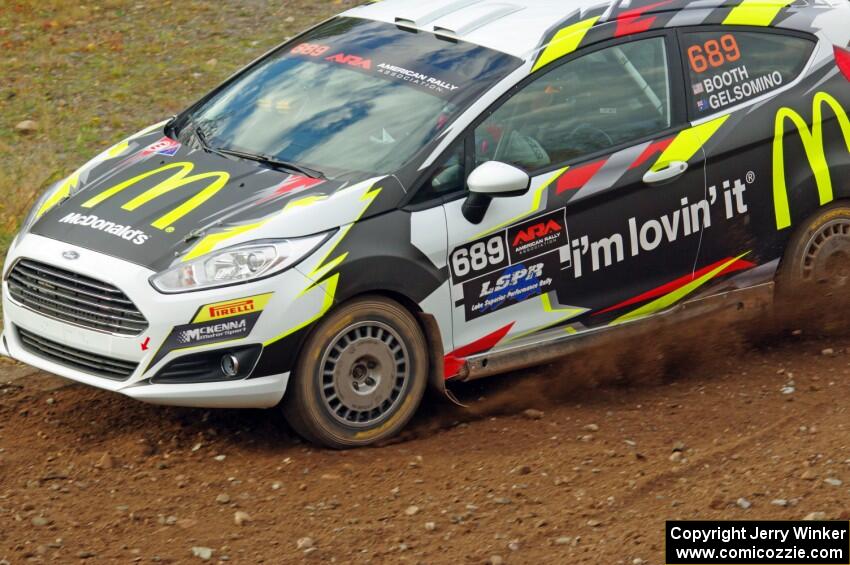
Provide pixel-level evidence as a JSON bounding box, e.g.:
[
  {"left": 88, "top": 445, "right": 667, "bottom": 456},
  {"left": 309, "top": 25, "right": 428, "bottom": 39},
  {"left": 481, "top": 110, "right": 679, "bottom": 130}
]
[
  {"left": 556, "top": 159, "right": 607, "bottom": 194},
  {"left": 835, "top": 45, "right": 850, "bottom": 82},
  {"left": 630, "top": 137, "right": 674, "bottom": 170},
  {"left": 594, "top": 257, "right": 756, "bottom": 316},
  {"left": 257, "top": 175, "right": 324, "bottom": 205},
  {"left": 615, "top": 0, "right": 675, "bottom": 37},
  {"left": 444, "top": 323, "right": 515, "bottom": 379}
]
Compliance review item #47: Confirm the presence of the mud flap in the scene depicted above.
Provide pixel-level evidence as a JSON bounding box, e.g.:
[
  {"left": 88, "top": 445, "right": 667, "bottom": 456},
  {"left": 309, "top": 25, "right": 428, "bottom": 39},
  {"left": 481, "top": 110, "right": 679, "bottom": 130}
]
[{"left": 417, "top": 313, "right": 465, "bottom": 407}]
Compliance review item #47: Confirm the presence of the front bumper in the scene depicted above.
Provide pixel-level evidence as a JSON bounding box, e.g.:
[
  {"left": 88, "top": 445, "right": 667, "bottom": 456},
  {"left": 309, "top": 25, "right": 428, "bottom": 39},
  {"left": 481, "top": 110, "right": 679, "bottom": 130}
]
[{"left": 0, "top": 234, "right": 331, "bottom": 408}]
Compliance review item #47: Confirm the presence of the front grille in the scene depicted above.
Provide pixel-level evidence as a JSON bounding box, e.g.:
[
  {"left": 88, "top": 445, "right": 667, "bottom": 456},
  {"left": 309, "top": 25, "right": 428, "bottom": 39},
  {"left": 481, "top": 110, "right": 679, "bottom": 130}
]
[
  {"left": 17, "top": 327, "right": 138, "bottom": 380},
  {"left": 7, "top": 259, "right": 148, "bottom": 336}
]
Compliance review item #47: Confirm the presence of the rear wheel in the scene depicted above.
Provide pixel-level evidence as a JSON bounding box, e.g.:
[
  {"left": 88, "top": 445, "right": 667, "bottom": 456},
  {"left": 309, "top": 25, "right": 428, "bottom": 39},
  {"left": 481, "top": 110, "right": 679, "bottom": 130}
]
[
  {"left": 779, "top": 203, "right": 850, "bottom": 293},
  {"left": 283, "top": 296, "right": 428, "bottom": 448}
]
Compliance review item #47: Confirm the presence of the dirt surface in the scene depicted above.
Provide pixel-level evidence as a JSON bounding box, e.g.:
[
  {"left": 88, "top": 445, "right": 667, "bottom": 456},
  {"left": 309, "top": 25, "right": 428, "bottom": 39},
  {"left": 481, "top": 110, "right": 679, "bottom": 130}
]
[
  {"left": 3, "top": 315, "right": 850, "bottom": 564},
  {"left": 3, "top": 2, "right": 850, "bottom": 564}
]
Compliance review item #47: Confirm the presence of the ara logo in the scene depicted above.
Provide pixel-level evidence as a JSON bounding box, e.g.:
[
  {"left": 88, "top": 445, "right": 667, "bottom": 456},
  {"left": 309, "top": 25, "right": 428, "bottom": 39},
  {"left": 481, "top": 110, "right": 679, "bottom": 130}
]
[
  {"left": 507, "top": 208, "right": 569, "bottom": 263},
  {"left": 326, "top": 53, "right": 372, "bottom": 70},
  {"left": 513, "top": 219, "right": 563, "bottom": 247}
]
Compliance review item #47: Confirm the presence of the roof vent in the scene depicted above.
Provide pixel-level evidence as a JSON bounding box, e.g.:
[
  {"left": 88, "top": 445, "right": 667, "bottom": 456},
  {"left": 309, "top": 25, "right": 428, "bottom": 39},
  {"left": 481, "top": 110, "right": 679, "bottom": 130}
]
[
  {"left": 394, "top": 17, "right": 419, "bottom": 31},
  {"left": 432, "top": 3, "right": 524, "bottom": 39},
  {"left": 392, "top": 0, "right": 482, "bottom": 30}
]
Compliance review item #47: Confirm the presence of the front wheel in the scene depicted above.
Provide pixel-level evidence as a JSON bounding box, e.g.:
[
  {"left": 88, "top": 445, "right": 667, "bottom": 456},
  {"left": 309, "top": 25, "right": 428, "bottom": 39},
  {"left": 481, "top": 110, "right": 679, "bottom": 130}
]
[{"left": 283, "top": 296, "right": 428, "bottom": 448}]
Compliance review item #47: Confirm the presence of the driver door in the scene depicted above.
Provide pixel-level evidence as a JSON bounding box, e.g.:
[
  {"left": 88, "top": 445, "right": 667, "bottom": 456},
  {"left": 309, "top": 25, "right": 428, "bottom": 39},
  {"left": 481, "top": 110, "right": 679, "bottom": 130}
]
[{"left": 442, "top": 33, "right": 714, "bottom": 355}]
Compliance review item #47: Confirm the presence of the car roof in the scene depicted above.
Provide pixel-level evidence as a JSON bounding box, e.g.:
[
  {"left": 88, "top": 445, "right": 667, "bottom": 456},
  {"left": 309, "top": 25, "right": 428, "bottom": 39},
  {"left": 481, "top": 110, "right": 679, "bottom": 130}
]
[{"left": 344, "top": 0, "right": 848, "bottom": 61}]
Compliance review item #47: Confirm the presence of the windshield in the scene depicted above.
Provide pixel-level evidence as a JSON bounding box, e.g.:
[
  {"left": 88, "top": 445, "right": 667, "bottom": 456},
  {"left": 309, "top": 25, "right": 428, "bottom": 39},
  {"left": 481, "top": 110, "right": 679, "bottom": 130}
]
[{"left": 178, "top": 17, "right": 522, "bottom": 181}]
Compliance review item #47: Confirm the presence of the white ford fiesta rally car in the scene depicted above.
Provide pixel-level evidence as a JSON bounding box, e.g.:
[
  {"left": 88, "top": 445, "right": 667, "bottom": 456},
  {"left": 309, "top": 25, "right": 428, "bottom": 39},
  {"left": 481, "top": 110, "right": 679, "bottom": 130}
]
[{"left": 4, "top": 0, "right": 850, "bottom": 447}]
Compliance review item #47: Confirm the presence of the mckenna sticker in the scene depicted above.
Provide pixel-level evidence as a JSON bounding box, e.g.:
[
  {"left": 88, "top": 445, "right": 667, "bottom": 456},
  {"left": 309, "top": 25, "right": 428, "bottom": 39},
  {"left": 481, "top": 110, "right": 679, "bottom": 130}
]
[
  {"left": 148, "top": 312, "right": 260, "bottom": 367},
  {"left": 176, "top": 318, "right": 249, "bottom": 344},
  {"left": 59, "top": 212, "right": 149, "bottom": 245}
]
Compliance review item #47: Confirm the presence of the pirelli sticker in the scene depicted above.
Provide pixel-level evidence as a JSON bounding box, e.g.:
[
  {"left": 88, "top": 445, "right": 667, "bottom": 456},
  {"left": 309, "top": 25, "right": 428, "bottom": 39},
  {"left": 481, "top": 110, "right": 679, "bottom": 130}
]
[
  {"left": 147, "top": 293, "right": 273, "bottom": 368},
  {"left": 450, "top": 209, "right": 570, "bottom": 321},
  {"left": 192, "top": 293, "right": 274, "bottom": 323}
]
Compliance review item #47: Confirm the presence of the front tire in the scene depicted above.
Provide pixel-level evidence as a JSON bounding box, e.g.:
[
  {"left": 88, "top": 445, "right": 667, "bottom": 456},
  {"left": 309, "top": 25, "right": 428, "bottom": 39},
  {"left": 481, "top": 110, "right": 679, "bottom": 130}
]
[{"left": 283, "top": 296, "right": 428, "bottom": 448}]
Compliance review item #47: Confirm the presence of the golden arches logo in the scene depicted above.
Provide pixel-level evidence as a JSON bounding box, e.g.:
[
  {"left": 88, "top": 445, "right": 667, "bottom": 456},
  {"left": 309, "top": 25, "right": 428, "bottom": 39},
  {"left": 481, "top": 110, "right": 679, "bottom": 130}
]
[
  {"left": 773, "top": 91, "right": 850, "bottom": 230},
  {"left": 82, "top": 162, "right": 230, "bottom": 231}
]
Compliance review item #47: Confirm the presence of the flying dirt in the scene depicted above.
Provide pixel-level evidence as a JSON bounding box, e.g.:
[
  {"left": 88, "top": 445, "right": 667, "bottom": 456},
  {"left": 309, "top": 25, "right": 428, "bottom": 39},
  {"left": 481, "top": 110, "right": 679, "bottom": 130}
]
[{"left": 3, "top": 300, "right": 850, "bottom": 563}]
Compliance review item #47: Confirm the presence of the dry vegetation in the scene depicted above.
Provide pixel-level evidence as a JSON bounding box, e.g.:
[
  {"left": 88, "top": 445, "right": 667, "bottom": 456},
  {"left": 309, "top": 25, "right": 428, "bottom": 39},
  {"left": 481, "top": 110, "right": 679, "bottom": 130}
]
[{"left": 0, "top": 0, "right": 357, "bottom": 250}]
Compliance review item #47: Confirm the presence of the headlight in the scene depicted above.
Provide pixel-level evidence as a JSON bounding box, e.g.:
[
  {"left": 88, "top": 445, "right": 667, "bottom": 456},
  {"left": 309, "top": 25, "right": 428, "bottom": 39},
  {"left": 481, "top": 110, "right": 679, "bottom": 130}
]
[
  {"left": 150, "top": 234, "right": 331, "bottom": 293},
  {"left": 18, "top": 180, "right": 64, "bottom": 237}
]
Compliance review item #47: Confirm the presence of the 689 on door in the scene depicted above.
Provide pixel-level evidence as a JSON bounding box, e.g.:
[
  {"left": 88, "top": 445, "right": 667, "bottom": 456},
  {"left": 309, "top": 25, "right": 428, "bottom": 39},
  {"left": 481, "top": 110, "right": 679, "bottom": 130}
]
[{"left": 449, "top": 209, "right": 571, "bottom": 321}]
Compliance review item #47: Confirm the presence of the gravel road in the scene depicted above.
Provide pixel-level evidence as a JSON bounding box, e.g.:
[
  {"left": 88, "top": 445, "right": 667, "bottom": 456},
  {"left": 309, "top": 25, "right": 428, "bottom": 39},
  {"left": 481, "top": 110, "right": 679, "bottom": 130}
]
[{"left": 2, "top": 317, "right": 849, "bottom": 563}]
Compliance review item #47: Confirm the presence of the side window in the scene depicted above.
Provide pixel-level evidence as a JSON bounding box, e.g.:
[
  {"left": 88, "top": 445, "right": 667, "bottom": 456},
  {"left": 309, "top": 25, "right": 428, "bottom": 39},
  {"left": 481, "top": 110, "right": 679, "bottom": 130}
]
[
  {"left": 411, "top": 142, "right": 466, "bottom": 204},
  {"left": 682, "top": 30, "right": 814, "bottom": 117},
  {"left": 475, "top": 36, "right": 672, "bottom": 172}
]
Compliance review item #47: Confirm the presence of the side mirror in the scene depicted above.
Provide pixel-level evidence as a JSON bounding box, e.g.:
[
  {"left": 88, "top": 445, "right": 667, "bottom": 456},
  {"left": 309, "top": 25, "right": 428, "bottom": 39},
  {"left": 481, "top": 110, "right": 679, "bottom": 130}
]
[{"left": 462, "top": 161, "right": 530, "bottom": 224}]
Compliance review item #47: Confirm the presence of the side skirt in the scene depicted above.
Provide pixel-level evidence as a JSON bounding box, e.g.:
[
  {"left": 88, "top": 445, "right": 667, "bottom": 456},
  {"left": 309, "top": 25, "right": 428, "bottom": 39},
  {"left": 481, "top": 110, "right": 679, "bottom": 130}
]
[{"left": 457, "top": 283, "right": 775, "bottom": 382}]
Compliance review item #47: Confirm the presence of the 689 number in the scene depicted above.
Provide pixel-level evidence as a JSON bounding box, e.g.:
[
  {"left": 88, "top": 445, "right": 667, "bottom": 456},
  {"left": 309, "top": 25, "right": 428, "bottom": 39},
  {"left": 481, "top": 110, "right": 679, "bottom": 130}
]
[
  {"left": 687, "top": 34, "right": 741, "bottom": 74},
  {"left": 450, "top": 234, "right": 509, "bottom": 283},
  {"left": 291, "top": 42, "right": 330, "bottom": 57}
]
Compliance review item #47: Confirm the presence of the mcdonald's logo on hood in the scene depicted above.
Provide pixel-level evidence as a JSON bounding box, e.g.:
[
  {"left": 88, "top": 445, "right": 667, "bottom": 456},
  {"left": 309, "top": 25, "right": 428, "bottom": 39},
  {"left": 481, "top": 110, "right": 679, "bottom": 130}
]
[
  {"left": 27, "top": 130, "right": 363, "bottom": 272},
  {"left": 81, "top": 161, "right": 230, "bottom": 232}
]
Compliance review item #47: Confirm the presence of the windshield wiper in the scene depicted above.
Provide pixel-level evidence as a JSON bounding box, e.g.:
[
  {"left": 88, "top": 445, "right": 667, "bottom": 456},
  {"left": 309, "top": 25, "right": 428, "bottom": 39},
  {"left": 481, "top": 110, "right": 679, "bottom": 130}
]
[
  {"left": 192, "top": 125, "right": 215, "bottom": 154},
  {"left": 215, "top": 148, "right": 325, "bottom": 179}
]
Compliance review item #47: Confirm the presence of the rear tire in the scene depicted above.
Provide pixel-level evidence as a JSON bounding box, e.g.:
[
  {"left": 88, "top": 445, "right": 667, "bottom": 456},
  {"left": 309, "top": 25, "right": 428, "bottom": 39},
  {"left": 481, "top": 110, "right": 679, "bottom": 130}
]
[
  {"left": 778, "top": 203, "right": 850, "bottom": 294},
  {"left": 283, "top": 296, "right": 428, "bottom": 448},
  {"left": 776, "top": 204, "right": 850, "bottom": 333}
]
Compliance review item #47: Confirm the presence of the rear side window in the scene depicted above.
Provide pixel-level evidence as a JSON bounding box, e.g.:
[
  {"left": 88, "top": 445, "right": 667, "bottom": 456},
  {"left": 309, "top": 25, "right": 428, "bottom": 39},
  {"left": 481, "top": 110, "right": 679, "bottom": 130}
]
[{"left": 681, "top": 30, "right": 814, "bottom": 117}]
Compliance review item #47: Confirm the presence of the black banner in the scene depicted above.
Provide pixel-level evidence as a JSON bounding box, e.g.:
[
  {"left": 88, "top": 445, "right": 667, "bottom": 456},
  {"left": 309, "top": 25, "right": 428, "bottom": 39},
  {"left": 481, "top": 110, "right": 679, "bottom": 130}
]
[
  {"left": 149, "top": 312, "right": 260, "bottom": 367},
  {"left": 666, "top": 521, "right": 849, "bottom": 564}
]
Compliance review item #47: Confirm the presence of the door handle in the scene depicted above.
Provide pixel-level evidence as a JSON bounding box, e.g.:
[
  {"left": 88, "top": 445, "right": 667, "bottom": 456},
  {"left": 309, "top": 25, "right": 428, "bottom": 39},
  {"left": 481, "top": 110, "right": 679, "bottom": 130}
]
[{"left": 643, "top": 161, "right": 689, "bottom": 185}]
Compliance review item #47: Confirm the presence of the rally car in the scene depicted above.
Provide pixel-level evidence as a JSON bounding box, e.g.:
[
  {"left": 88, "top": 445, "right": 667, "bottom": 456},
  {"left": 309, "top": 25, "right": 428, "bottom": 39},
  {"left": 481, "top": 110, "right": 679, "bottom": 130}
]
[{"left": 4, "top": 0, "right": 850, "bottom": 448}]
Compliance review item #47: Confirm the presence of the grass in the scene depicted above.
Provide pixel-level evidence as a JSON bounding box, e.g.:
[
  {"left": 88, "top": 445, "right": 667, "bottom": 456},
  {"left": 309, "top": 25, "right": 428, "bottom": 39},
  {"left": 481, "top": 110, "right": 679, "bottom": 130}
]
[{"left": 0, "top": 0, "right": 358, "bottom": 258}]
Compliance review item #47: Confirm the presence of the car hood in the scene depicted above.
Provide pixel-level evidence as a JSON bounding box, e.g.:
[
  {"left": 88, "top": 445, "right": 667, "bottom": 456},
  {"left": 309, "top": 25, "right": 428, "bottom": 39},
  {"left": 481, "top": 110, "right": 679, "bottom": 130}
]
[{"left": 30, "top": 122, "right": 397, "bottom": 272}]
